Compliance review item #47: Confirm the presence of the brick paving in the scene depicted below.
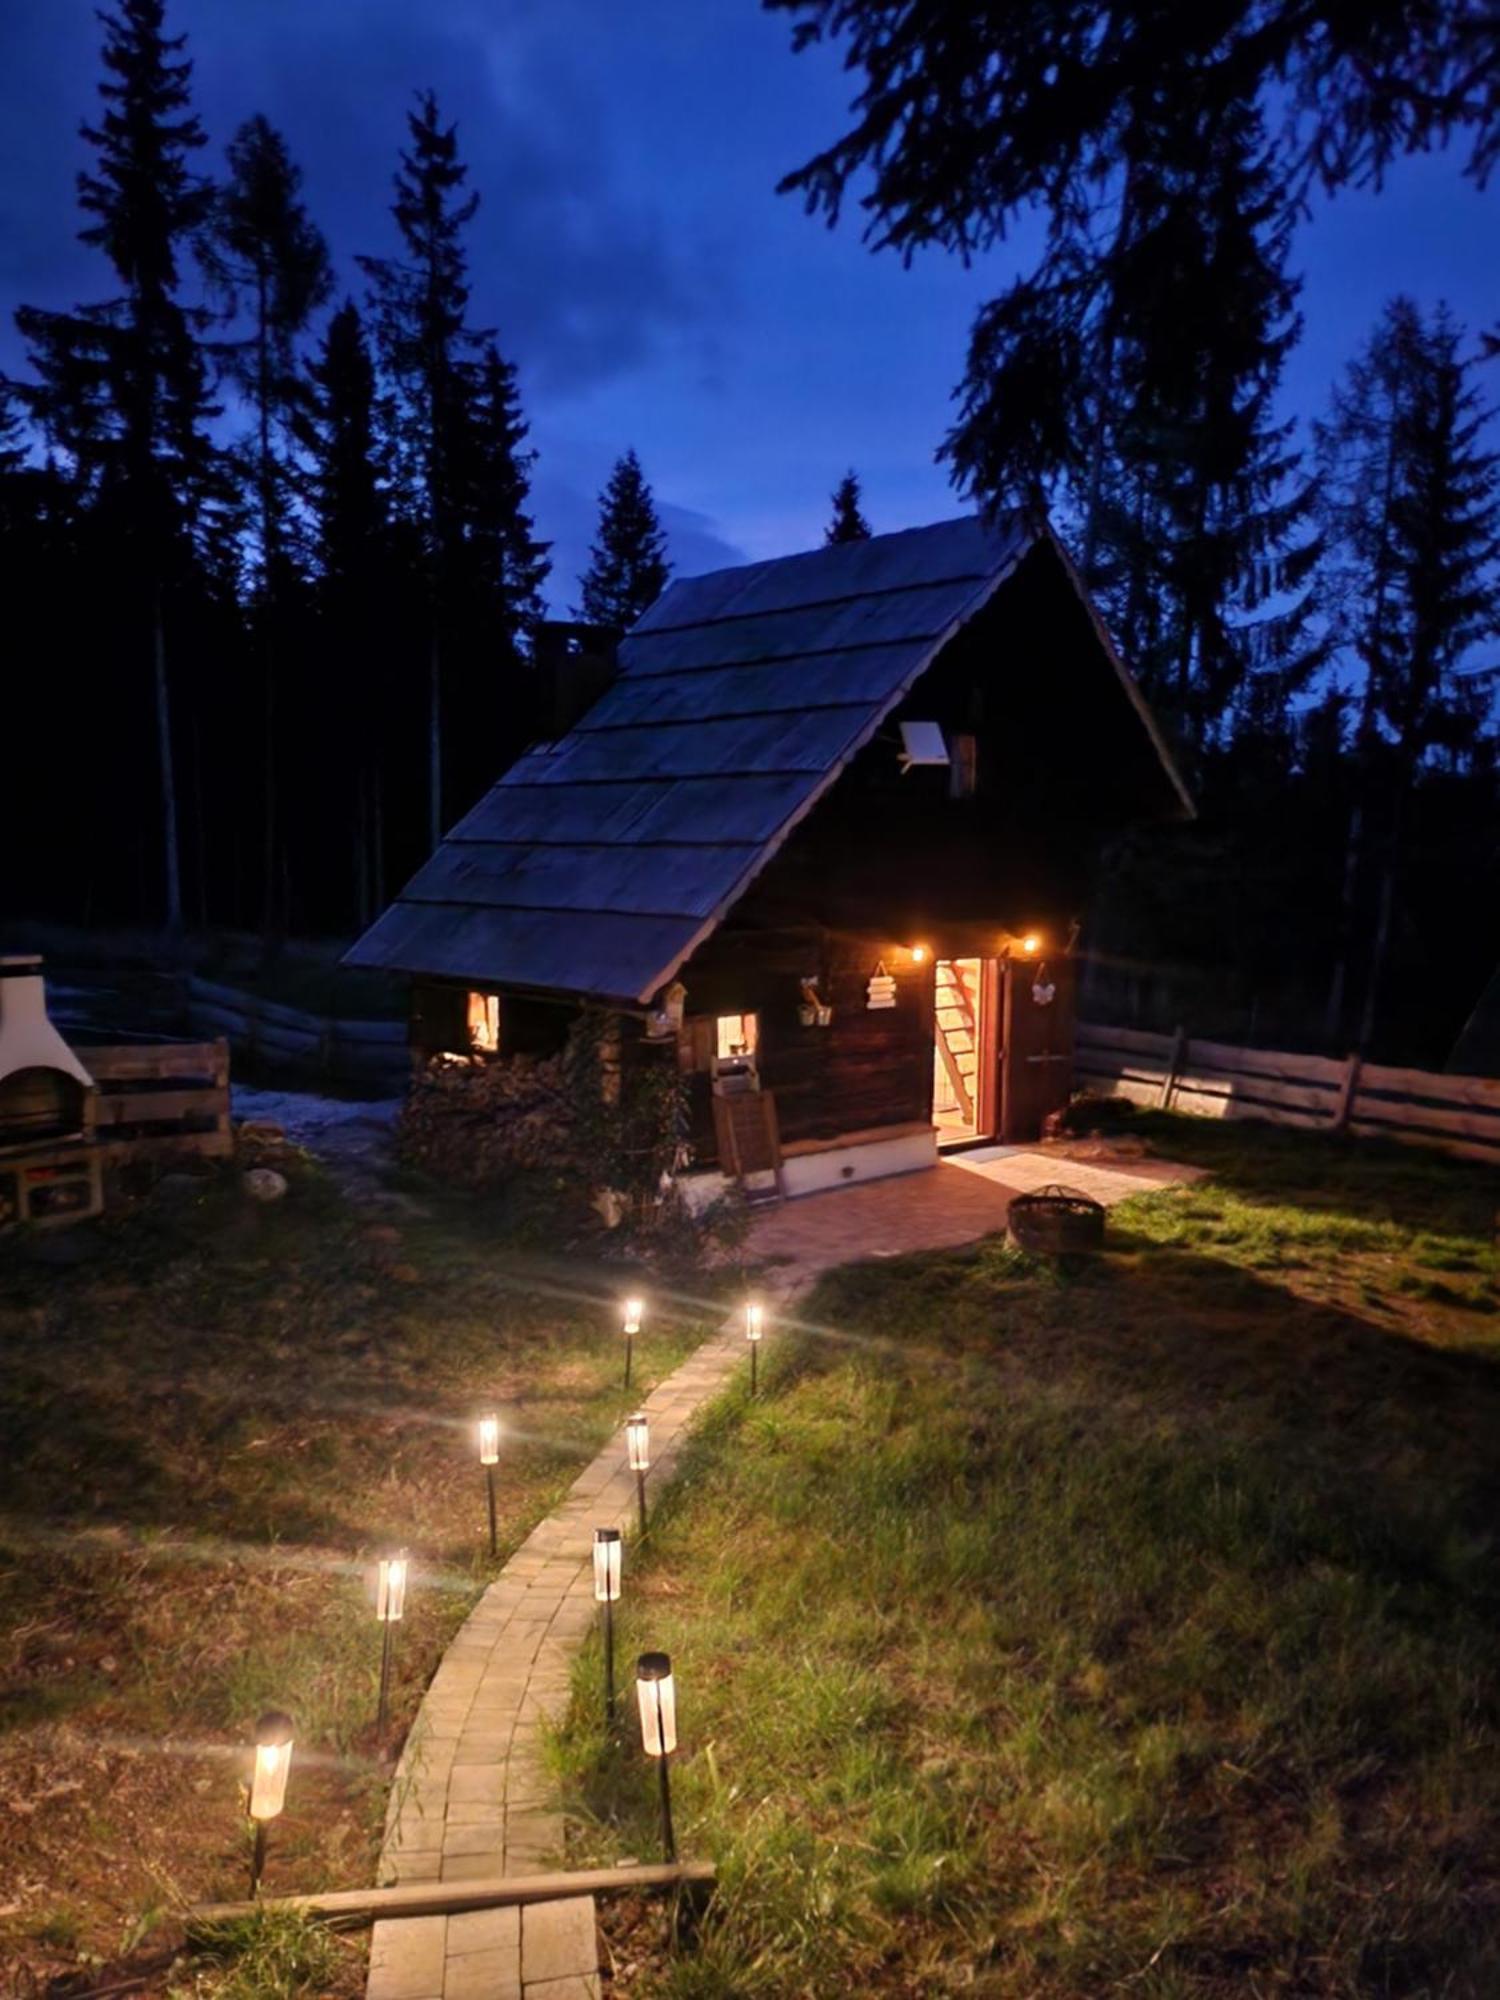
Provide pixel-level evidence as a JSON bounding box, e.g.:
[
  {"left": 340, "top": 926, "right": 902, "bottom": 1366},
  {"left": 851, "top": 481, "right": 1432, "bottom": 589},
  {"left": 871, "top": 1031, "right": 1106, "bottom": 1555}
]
[{"left": 367, "top": 1147, "right": 1191, "bottom": 1996}]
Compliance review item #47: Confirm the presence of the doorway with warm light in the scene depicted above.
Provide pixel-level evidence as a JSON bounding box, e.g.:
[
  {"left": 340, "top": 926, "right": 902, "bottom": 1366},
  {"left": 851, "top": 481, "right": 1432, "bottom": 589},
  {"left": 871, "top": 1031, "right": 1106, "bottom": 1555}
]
[{"left": 932, "top": 957, "right": 995, "bottom": 1146}]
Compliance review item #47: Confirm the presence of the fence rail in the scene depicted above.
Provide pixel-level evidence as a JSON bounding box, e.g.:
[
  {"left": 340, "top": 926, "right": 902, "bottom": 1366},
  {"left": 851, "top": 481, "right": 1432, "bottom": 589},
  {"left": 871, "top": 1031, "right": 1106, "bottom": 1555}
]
[
  {"left": 186, "top": 976, "right": 406, "bottom": 1092},
  {"left": 1077, "top": 1022, "right": 1500, "bottom": 1167},
  {"left": 85, "top": 1038, "right": 233, "bottom": 1163}
]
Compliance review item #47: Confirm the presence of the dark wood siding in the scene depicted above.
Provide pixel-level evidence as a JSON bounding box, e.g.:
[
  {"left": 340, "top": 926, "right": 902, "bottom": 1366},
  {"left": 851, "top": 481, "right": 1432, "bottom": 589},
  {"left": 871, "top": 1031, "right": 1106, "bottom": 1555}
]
[{"left": 676, "top": 923, "right": 933, "bottom": 1164}]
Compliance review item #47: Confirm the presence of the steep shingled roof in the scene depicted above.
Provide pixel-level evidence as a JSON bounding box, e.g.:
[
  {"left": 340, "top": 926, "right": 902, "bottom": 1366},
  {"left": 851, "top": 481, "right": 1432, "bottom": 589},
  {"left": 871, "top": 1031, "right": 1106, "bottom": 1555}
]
[{"left": 344, "top": 512, "right": 1189, "bottom": 1004}]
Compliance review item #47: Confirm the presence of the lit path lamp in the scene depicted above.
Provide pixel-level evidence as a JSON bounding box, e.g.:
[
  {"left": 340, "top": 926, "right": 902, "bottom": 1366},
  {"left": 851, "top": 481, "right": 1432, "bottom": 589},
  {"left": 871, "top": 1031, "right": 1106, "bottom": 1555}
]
[
  {"left": 374, "top": 1549, "right": 408, "bottom": 1738},
  {"left": 622, "top": 1296, "right": 643, "bottom": 1390},
  {"left": 478, "top": 1412, "right": 500, "bottom": 1558},
  {"left": 593, "top": 1527, "right": 622, "bottom": 1724},
  {"left": 248, "top": 1709, "right": 294, "bottom": 1895},
  {"left": 745, "top": 1298, "right": 764, "bottom": 1396},
  {"left": 626, "top": 1412, "right": 650, "bottom": 1538},
  {"left": 635, "top": 1652, "right": 677, "bottom": 1862}
]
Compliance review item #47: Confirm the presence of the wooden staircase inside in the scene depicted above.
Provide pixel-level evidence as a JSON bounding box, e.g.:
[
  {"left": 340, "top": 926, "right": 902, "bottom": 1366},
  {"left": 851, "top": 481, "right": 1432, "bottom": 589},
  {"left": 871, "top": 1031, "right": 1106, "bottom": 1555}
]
[{"left": 933, "top": 958, "right": 982, "bottom": 1141}]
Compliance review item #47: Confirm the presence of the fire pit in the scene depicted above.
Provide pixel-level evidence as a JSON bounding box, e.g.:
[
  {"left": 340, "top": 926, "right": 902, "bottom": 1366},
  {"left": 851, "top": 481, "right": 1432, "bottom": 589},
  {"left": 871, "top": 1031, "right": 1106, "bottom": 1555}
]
[{"left": 1007, "top": 1183, "right": 1106, "bottom": 1255}]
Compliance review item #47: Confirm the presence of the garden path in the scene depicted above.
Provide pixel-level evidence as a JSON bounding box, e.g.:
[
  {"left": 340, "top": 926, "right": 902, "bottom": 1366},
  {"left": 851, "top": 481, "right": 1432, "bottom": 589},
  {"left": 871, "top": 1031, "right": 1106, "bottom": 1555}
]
[{"left": 367, "top": 1144, "right": 1193, "bottom": 1998}]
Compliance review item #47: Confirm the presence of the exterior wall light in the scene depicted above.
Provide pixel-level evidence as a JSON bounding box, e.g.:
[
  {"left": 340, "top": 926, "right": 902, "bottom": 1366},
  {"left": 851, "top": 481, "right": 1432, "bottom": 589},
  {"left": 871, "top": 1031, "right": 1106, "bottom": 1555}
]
[
  {"left": 374, "top": 1550, "right": 408, "bottom": 1737},
  {"left": 626, "top": 1412, "right": 650, "bottom": 1536},
  {"left": 622, "top": 1296, "right": 643, "bottom": 1388},
  {"left": 478, "top": 1412, "right": 500, "bottom": 1556},
  {"left": 593, "top": 1526, "right": 622, "bottom": 1723},
  {"left": 910, "top": 943, "right": 930, "bottom": 964},
  {"left": 1020, "top": 933, "right": 1041, "bottom": 954},
  {"left": 635, "top": 1651, "right": 678, "bottom": 1862},
  {"left": 248, "top": 1709, "right": 294, "bottom": 1893},
  {"left": 746, "top": 1299, "right": 764, "bottom": 1395}
]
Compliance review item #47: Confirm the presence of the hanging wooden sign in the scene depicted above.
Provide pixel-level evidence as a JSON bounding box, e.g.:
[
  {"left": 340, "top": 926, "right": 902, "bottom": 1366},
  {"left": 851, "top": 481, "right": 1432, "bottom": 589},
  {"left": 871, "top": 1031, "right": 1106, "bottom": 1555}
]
[{"left": 866, "top": 959, "right": 897, "bottom": 1010}]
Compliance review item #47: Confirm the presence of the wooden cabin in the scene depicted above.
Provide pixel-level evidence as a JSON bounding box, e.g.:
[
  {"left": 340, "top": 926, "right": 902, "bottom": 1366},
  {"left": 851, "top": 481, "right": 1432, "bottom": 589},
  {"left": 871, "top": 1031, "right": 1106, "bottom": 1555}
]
[{"left": 346, "top": 512, "right": 1190, "bottom": 1200}]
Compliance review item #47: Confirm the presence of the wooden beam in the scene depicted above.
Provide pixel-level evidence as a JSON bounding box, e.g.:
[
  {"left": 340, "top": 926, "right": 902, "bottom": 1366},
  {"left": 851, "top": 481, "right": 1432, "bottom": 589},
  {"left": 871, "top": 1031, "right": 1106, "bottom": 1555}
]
[{"left": 192, "top": 1860, "right": 715, "bottom": 1929}]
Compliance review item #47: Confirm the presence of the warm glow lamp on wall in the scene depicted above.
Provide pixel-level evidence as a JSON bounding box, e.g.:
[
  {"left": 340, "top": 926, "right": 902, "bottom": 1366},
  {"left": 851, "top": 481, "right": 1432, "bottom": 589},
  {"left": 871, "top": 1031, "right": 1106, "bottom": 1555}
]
[
  {"left": 622, "top": 1296, "right": 643, "bottom": 1389},
  {"left": 478, "top": 1412, "right": 500, "bottom": 1557},
  {"left": 248, "top": 1709, "right": 294, "bottom": 1894},
  {"left": 593, "top": 1526, "right": 622, "bottom": 1723},
  {"left": 374, "top": 1550, "right": 408, "bottom": 1737},
  {"left": 626, "top": 1412, "right": 650, "bottom": 1537},
  {"left": 635, "top": 1651, "right": 678, "bottom": 1862}
]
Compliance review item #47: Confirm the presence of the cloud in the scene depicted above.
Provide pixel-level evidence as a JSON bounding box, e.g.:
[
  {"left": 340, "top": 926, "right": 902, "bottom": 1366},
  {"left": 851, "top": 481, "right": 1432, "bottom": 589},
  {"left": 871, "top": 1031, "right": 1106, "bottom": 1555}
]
[{"left": 0, "top": 0, "right": 725, "bottom": 396}]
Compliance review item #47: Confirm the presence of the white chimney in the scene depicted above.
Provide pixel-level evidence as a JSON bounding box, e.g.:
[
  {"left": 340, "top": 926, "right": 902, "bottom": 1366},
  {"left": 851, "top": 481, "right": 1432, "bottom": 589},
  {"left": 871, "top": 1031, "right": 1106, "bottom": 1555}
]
[{"left": 0, "top": 958, "right": 94, "bottom": 1089}]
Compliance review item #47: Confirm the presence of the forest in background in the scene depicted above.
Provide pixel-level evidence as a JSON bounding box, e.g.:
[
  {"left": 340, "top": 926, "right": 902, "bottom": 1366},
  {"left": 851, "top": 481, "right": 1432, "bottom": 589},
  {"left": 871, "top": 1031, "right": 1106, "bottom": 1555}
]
[{"left": 3, "top": 0, "right": 1499, "bottom": 1068}]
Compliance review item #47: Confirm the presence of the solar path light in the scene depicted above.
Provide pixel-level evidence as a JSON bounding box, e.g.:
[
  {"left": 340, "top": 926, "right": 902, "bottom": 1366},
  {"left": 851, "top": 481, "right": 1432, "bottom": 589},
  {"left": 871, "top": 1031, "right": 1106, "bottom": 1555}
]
[
  {"left": 593, "top": 1526, "right": 622, "bottom": 1723},
  {"left": 626, "top": 1412, "right": 650, "bottom": 1537},
  {"left": 622, "top": 1295, "right": 643, "bottom": 1390},
  {"left": 248, "top": 1709, "right": 294, "bottom": 1894},
  {"left": 374, "top": 1549, "right": 408, "bottom": 1737},
  {"left": 478, "top": 1412, "right": 500, "bottom": 1557},
  {"left": 635, "top": 1652, "right": 678, "bottom": 1862},
  {"left": 745, "top": 1298, "right": 764, "bottom": 1395}
]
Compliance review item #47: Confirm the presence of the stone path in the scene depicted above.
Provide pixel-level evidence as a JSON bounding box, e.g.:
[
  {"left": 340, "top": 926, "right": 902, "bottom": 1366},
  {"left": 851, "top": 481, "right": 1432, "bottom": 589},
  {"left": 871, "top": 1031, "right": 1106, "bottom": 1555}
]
[
  {"left": 368, "top": 1320, "right": 752, "bottom": 1998},
  {"left": 367, "top": 1145, "right": 1194, "bottom": 1997}
]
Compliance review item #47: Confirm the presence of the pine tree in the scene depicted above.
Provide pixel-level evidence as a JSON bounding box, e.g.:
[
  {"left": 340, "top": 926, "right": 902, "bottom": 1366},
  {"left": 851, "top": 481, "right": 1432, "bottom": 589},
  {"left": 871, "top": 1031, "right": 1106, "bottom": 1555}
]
[
  {"left": 204, "top": 114, "right": 332, "bottom": 931},
  {"left": 359, "top": 91, "right": 485, "bottom": 849},
  {"left": 1317, "top": 299, "right": 1500, "bottom": 1044},
  {"left": 304, "top": 301, "right": 392, "bottom": 924},
  {"left": 578, "top": 449, "right": 670, "bottom": 629},
  {"left": 951, "top": 94, "right": 1322, "bottom": 762},
  {"left": 14, "top": 0, "right": 217, "bottom": 928},
  {"left": 825, "top": 470, "right": 871, "bottom": 543}
]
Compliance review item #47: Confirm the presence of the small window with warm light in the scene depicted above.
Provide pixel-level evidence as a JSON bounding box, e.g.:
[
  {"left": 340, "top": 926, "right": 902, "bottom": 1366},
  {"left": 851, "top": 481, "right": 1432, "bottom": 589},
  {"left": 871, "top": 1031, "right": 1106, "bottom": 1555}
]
[
  {"left": 715, "top": 1012, "right": 758, "bottom": 1062},
  {"left": 467, "top": 991, "right": 500, "bottom": 1054}
]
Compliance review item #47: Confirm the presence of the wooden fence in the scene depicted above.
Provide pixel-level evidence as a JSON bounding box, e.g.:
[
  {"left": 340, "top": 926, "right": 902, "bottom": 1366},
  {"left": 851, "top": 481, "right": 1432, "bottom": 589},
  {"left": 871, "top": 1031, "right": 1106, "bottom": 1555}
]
[
  {"left": 186, "top": 976, "right": 407, "bottom": 1093},
  {"left": 1077, "top": 1022, "right": 1500, "bottom": 1167},
  {"left": 86, "top": 1039, "right": 233, "bottom": 1163}
]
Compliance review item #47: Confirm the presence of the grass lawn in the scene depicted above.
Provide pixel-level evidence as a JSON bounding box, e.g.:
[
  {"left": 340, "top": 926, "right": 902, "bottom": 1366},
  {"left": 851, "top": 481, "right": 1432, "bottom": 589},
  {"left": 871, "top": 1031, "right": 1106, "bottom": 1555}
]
[
  {"left": 555, "top": 1117, "right": 1500, "bottom": 1997},
  {"left": 0, "top": 1148, "right": 715, "bottom": 1994}
]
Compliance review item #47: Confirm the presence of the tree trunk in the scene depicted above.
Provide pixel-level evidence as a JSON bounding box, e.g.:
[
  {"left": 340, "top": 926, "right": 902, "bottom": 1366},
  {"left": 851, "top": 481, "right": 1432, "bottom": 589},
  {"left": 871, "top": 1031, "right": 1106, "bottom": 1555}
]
[
  {"left": 429, "top": 625, "right": 442, "bottom": 852},
  {"left": 152, "top": 581, "right": 183, "bottom": 933}
]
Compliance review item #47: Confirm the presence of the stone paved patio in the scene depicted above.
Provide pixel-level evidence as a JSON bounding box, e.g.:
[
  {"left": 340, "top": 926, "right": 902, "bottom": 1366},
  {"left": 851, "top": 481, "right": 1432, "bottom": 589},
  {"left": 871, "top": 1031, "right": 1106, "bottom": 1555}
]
[{"left": 367, "top": 1144, "right": 1192, "bottom": 1996}]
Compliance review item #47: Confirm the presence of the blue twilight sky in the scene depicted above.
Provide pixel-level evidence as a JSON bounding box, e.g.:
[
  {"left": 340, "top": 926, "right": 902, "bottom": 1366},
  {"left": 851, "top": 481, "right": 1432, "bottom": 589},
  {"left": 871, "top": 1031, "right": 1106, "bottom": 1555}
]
[{"left": 1, "top": 0, "right": 1495, "bottom": 608}]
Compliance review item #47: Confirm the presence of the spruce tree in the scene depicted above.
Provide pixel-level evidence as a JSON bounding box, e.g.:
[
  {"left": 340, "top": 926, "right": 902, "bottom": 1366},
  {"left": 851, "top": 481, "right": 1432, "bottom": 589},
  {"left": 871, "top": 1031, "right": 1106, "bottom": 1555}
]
[
  {"left": 14, "top": 0, "right": 217, "bottom": 929},
  {"left": 1317, "top": 299, "right": 1500, "bottom": 1044},
  {"left": 825, "top": 470, "right": 872, "bottom": 543},
  {"left": 204, "top": 114, "right": 332, "bottom": 931},
  {"left": 950, "top": 94, "right": 1321, "bottom": 761},
  {"left": 360, "top": 91, "right": 485, "bottom": 849},
  {"left": 304, "top": 301, "right": 392, "bottom": 924},
  {"left": 578, "top": 449, "right": 670, "bottom": 629}
]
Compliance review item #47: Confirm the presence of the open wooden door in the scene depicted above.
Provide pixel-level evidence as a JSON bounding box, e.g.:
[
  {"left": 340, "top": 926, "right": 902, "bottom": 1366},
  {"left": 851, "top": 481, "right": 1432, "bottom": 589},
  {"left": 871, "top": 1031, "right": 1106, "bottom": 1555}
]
[{"left": 998, "top": 953, "right": 1076, "bottom": 1142}]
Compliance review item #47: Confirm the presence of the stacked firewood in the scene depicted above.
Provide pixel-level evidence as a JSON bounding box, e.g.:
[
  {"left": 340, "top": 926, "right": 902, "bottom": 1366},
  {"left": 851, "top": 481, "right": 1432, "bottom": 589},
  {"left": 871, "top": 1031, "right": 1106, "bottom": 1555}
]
[{"left": 397, "top": 1053, "right": 580, "bottom": 1189}]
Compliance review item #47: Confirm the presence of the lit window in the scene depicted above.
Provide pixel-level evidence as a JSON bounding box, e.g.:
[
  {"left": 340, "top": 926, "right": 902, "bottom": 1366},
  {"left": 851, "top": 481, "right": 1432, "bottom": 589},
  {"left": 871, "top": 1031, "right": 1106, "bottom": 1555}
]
[
  {"left": 467, "top": 991, "right": 500, "bottom": 1053},
  {"left": 715, "top": 1013, "right": 758, "bottom": 1061}
]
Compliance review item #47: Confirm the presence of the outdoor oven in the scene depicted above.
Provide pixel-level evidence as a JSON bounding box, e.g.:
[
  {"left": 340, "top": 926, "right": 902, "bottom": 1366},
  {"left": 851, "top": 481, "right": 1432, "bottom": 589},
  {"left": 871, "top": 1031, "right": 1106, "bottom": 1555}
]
[{"left": 0, "top": 956, "right": 104, "bottom": 1226}]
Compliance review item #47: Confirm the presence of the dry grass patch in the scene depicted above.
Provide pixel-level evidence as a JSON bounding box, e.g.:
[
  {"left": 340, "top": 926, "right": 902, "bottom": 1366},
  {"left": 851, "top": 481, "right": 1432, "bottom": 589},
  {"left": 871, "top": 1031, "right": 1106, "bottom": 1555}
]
[{"left": 0, "top": 1153, "right": 714, "bottom": 1993}]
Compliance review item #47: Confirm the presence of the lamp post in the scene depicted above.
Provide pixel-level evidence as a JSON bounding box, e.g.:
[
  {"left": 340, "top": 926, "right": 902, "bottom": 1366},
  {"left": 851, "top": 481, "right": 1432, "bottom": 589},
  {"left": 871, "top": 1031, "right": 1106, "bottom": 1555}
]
[
  {"left": 626, "top": 1412, "right": 650, "bottom": 1537},
  {"left": 745, "top": 1298, "right": 764, "bottom": 1395},
  {"left": 622, "top": 1296, "right": 643, "bottom": 1390},
  {"left": 635, "top": 1652, "right": 677, "bottom": 1863},
  {"left": 593, "top": 1527, "right": 622, "bottom": 1724},
  {"left": 478, "top": 1412, "right": 500, "bottom": 1557},
  {"left": 248, "top": 1709, "right": 294, "bottom": 1895},
  {"left": 374, "top": 1550, "right": 408, "bottom": 1738}
]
